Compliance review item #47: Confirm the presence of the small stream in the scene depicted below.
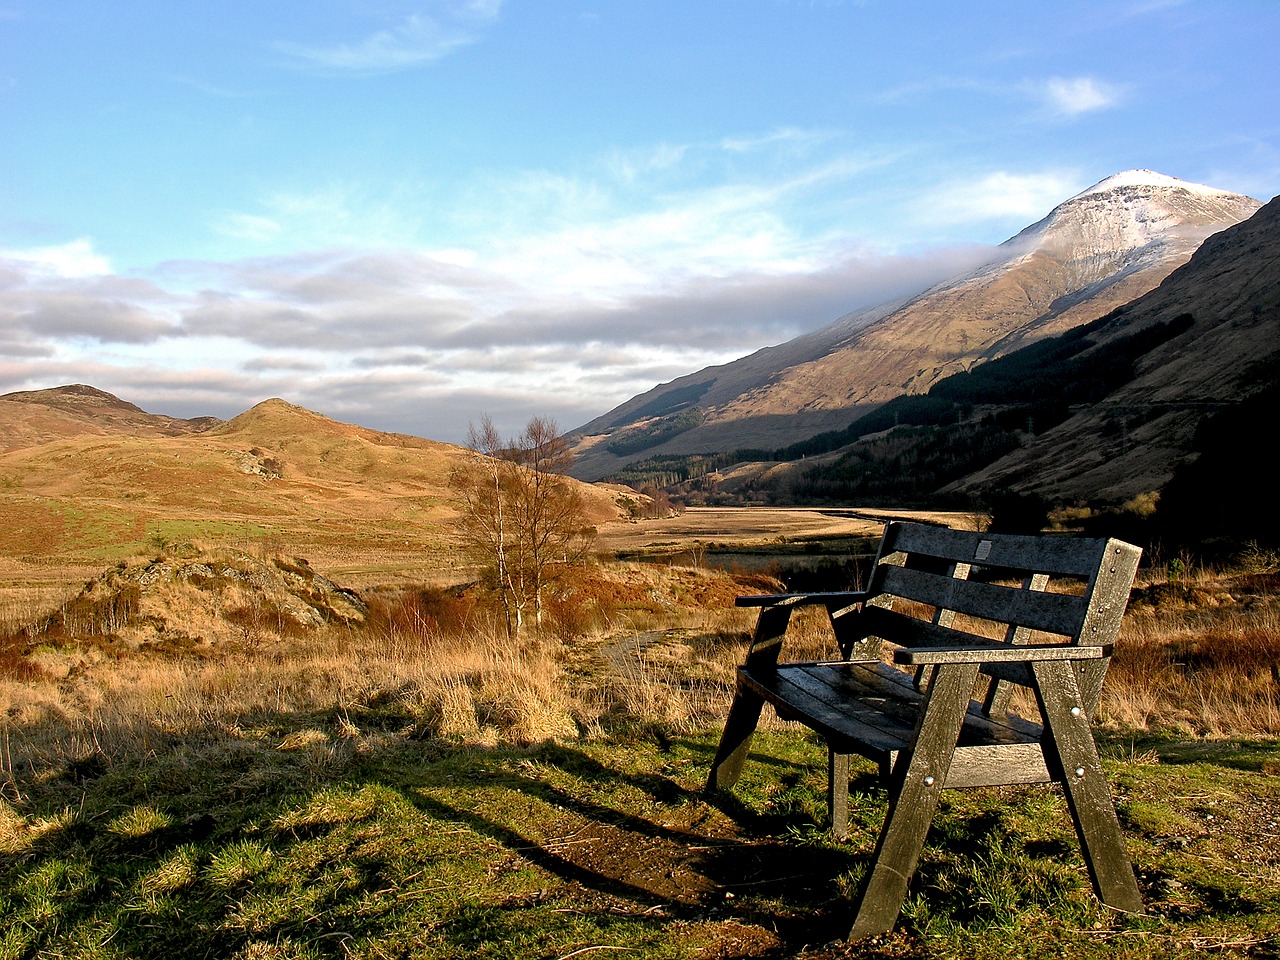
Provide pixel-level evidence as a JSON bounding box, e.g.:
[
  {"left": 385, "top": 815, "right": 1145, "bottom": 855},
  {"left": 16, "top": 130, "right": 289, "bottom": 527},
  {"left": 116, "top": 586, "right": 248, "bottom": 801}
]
[{"left": 618, "top": 533, "right": 880, "bottom": 593}]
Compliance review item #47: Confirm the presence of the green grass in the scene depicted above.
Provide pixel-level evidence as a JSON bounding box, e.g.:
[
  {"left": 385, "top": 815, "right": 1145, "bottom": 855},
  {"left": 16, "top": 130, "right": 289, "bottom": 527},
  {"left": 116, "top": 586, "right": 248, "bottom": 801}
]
[{"left": 1, "top": 720, "right": 1277, "bottom": 959}]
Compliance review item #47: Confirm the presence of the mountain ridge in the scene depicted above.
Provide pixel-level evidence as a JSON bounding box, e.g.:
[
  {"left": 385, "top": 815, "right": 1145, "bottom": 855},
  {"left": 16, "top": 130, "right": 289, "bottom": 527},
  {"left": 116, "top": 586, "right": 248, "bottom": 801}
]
[
  {"left": 949, "top": 191, "right": 1280, "bottom": 504},
  {"left": 0, "top": 384, "right": 221, "bottom": 453},
  {"left": 682, "top": 190, "right": 1279, "bottom": 532},
  {"left": 566, "top": 170, "right": 1261, "bottom": 481}
]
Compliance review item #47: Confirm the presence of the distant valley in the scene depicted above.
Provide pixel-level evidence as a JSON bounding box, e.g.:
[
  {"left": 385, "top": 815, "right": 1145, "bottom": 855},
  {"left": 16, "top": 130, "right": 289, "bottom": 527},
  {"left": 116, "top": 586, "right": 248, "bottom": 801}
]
[
  {"left": 565, "top": 172, "right": 1265, "bottom": 486},
  {"left": 564, "top": 171, "right": 1279, "bottom": 542},
  {"left": 3, "top": 172, "right": 1276, "bottom": 575}
]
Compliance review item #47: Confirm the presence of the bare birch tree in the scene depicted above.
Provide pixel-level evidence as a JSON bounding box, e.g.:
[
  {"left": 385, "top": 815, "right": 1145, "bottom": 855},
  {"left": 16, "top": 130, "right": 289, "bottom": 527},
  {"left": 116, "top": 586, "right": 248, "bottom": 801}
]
[{"left": 450, "top": 415, "right": 594, "bottom": 638}]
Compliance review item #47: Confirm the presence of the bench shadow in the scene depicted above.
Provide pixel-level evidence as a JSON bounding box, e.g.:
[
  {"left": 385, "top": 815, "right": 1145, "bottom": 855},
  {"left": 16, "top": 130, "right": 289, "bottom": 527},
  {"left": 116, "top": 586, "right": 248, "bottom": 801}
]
[{"left": 395, "top": 737, "right": 863, "bottom": 947}]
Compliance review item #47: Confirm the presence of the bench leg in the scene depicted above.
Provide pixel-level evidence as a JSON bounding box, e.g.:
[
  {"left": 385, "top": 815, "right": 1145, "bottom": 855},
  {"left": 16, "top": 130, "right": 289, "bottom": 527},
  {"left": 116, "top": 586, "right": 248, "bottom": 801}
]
[
  {"left": 707, "top": 687, "right": 766, "bottom": 791},
  {"left": 707, "top": 605, "right": 794, "bottom": 793},
  {"left": 828, "top": 749, "right": 850, "bottom": 838},
  {"left": 848, "top": 662, "right": 979, "bottom": 940},
  {"left": 1034, "top": 660, "right": 1143, "bottom": 914}
]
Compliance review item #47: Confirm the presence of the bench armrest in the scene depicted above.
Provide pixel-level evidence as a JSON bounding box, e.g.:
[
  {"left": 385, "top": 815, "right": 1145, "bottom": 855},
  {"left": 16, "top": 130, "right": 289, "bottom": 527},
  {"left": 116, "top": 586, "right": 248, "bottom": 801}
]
[
  {"left": 894, "top": 643, "right": 1113, "bottom": 666},
  {"left": 736, "top": 590, "right": 870, "bottom": 609}
]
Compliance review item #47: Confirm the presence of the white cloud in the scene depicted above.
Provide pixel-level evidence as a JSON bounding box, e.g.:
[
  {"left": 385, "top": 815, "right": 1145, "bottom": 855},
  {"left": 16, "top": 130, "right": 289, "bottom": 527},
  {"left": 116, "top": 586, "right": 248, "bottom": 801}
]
[
  {"left": 1, "top": 232, "right": 989, "bottom": 442},
  {"left": 876, "top": 74, "right": 1123, "bottom": 123},
  {"left": 220, "top": 185, "right": 426, "bottom": 252},
  {"left": 1, "top": 238, "right": 112, "bottom": 279},
  {"left": 276, "top": 2, "right": 504, "bottom": 75},
  {"left": 0, "top": 255, "right": 179, "bottom": 346},
  {"left": 0, "top": 134, "right": 1047, "bottom": 444},
  {"left": 915, "top": 170, "right": 1083, "bottom": 227},
  {"left": 720, "top": 127, "right": 832, "bottom": 154},
  {"left": 1041, "top": 76, "right": 1122, "bottom": 116},
  {"left": 603, "top": 143, "right": 690, "bottom": 185}
]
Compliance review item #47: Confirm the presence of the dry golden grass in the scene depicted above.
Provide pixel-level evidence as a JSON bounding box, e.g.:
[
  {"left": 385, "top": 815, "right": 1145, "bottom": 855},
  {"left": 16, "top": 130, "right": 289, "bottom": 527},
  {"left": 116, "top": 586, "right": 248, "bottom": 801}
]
[
  {"left": 1101, "top": 565, "right": 1280, "bottom": 736},
  {"left": 3, "top": 535, "right": 1278, "bottom": 823},
  {"left": 0, "top": 551, "right": 776, "bottom": 812},
  {"left": 0, "top": 398, "right": 632, "bottom": 592}
]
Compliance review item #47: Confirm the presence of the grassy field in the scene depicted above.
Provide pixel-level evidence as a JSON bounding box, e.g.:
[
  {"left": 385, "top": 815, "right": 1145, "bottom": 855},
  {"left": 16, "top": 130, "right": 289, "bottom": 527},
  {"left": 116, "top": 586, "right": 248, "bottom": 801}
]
[
  {"left": 2, "top": 532, "right": 1279, "bottom": 959},
  {"left": 1, "top": 717, "right": 1277, "bottom": 959}
]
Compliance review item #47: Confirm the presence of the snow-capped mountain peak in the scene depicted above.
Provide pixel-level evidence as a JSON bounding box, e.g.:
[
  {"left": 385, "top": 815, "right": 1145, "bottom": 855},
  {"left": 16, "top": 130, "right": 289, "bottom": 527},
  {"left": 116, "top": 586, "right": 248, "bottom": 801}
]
[
  {"left": 1002, "top": 170, "right": 1260, "bottom": 275},
  {"left": 566, "top": 171, "right": 1262, "bottom": 480},
  {"left": 1070, "top": 169, "right": 1236, "bottom": 201}
]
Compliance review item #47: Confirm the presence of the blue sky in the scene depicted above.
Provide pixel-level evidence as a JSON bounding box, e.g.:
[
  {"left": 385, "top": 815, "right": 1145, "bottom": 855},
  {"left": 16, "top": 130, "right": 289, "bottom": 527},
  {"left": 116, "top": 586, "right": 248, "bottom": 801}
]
[{"left": 2, "top": 1, "right": 1278, "bottom": 443}]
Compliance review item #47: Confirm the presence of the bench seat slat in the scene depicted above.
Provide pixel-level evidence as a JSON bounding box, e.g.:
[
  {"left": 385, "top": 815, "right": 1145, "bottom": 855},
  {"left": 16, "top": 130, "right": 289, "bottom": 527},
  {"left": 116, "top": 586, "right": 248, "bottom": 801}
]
[
  {"left": 887, "top": 524, "right": 1117, "bottom": 578},
  {"left": 739, "top": 664, "right": 910, "bottom": 763},
  {"left": 795, "top": 661, "right": 1046, "bottom": 746},
  {"left": 740, "top": 661, "right": 1047, "bottom": 765},
  {"left": 876, "top": 565, "right": 1086, "bottom": 636}
]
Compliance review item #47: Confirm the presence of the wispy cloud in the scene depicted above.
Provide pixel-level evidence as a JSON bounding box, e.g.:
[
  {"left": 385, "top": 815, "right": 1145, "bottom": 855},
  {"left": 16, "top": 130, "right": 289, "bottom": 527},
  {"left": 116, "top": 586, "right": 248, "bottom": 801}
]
[
  {"left": 215, "top": 213, "right": 282, "bottom": 243},
  {"left": 720, "top": 127, "right": 833, "bottom": 154},
  {"left": 1040, "top": 76, "right": 1123, "bottom": 117},
  {"left": 603, "top": 143, "right": 690, "bottom": 185},
  {"left": 1, "top": 238, "right": 112, "bottom": 279},
  {"left": 876, "top": 74, "right": 1124, "bottom": 122},
  {"left": 276, "top": 2, "right": 504, "bottom": 74},
  {"left": 0, "top": 138, "right": 1048, "bottom": 443},
  {"left": 914, "top": 170, "right": 1084, "bottom": 227},
  {"left": 0, "top": 232, "right": 992, "bottom": 442}
]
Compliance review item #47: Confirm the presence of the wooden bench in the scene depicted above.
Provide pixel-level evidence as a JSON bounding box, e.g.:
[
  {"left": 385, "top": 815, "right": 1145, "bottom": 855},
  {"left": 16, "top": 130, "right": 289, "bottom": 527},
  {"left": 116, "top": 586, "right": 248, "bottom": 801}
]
[{"left": 706, "top": 520, "right": 1143, "bottom": 939}]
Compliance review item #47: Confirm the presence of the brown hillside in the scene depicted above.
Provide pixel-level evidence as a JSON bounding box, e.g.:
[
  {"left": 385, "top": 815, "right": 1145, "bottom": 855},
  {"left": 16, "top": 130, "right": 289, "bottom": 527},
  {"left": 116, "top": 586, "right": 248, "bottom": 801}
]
[
  {"left": 0, "top": 383, "right": 219, "bottom": 453},
  {"left": 0, "top": 392, "right": 628, "bottom": 590},
  {"left": 952, "top": 193, "right": 1280, "bottom": 503},
  {"left": 567, "top": 172, "right": 1260, "bottom": 480}
]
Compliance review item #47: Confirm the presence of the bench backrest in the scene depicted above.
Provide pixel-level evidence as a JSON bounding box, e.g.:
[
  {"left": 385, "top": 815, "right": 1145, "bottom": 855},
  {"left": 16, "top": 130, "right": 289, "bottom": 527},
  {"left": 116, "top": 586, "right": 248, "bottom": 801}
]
[{"left": 854, "top": 522, "right": 1142, "bottom": 711}]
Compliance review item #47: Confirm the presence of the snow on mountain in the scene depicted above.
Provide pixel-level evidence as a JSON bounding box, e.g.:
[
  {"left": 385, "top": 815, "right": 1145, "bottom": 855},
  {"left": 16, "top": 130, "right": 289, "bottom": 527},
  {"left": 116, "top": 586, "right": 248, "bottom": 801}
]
[
  {"left": 1002, "top": 170, "right": 1261, "bottom": 279},
  {"left": 1071, "top": 169, "right": 1233, "bottom": 200}
]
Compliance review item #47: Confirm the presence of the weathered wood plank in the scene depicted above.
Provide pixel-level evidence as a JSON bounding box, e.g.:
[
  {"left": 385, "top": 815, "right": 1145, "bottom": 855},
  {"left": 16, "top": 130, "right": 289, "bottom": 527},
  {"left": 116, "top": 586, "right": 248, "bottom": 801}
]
[
  {"left": 847, "top": 660, "right": 981, "bottom": 939},
  {"left": 895, "top": 643, "right": 1109, "bottom": 665},
  {"left": 878, "top": 565, "right": 1087, "bottom": 635},
  {"left": 886, "top": 523, "right": 1120, "bottom": 577},
  {"left": 743, "top": 660, "right": 1047, "bottom": 763},
  {"left": 1034, "top": 658, "right": 1143, "bottom": 912},
  {"left": 706, "top": 603, "right": 794, "bottom": 791},
  {"left": 786, "top": 659, "right": 1046, "bottom": 747},
  {"left": 736, "top": 590, "right": 868, "bottom": 608},
  {"left": 858, "top": 604, "right": 1035, "bottom": 650},
  {"left": 739, "top": 665, "right": 910, "bottom": 762},
  {"left": 944, "top": 742, "right": 1054, "bottom": 786}
]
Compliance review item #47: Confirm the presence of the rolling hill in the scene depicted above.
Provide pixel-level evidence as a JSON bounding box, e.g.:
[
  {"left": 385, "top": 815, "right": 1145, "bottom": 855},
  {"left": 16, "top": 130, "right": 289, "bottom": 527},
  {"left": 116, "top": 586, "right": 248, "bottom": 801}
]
[
  {"left": 0, "top": 388, "right": 628, "bottom": 585},
  {"left": 0, "top": 383, "right": 219, "bottom": 453}
]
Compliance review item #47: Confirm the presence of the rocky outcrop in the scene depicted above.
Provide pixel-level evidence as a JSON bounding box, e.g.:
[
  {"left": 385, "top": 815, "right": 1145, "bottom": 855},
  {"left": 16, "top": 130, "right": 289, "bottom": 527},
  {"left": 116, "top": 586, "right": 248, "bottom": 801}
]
[{"left": 31, "top": 548, "right": 368, "bottom": 652}]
